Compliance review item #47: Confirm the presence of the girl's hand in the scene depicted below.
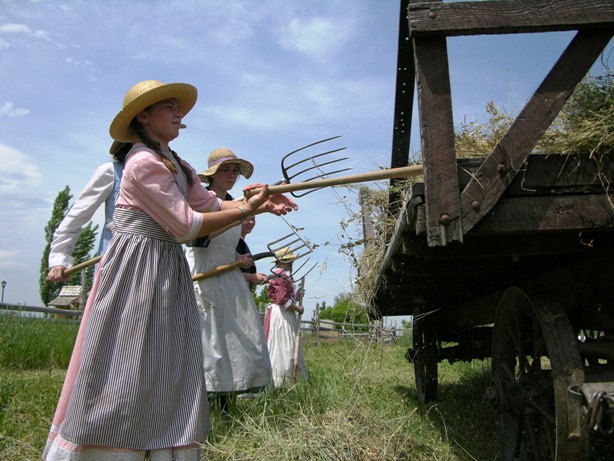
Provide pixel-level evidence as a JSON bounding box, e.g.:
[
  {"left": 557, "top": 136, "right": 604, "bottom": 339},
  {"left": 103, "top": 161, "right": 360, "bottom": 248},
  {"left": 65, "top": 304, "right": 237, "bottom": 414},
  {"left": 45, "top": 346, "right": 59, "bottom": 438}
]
[
  {"left": 46, "top": 265, "right": 69, "bottom": 283},
  {"left": 242, "top": 183, "right": 298, "bottom": 216},
  {"left": 236, "top": 254, "right": 254, "bottom": 268},
  {"left": 255, "top": 272, "right": 268, "bottom": 285}
]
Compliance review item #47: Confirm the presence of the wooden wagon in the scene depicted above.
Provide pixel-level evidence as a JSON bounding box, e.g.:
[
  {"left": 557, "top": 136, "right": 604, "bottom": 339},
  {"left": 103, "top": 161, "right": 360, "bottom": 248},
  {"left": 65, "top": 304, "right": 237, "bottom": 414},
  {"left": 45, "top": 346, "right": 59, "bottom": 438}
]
[{"left": 372, "top": 1, "right": 614, "bottom": 459}]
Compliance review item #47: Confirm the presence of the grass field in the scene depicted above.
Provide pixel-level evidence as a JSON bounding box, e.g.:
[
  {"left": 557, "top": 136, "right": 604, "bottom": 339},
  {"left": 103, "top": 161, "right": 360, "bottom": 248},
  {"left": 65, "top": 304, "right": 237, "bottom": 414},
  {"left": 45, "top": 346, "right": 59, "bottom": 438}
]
[{"left": 0, "top": 315, "right": 500, "bottom": 460}]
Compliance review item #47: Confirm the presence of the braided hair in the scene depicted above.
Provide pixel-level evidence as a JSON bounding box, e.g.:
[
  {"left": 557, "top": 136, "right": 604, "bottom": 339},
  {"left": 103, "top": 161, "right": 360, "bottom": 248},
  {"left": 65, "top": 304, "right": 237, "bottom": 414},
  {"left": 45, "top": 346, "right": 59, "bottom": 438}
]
[
  {"left": 129, "top": 118, "right": 194, "bottom": 187},
  {"left": 112, "top": 143, "right": 132, "bottom": 163}
]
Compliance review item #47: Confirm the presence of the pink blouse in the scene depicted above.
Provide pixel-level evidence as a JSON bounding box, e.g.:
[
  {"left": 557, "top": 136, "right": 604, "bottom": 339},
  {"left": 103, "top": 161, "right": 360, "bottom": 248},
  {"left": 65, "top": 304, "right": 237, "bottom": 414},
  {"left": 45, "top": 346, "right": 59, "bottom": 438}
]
[
  {"left": 267, "top": 269, "right": 296, "bottom": 309},
  {"left": 116, "top": 146, "right": 221, "bottom": 242}
]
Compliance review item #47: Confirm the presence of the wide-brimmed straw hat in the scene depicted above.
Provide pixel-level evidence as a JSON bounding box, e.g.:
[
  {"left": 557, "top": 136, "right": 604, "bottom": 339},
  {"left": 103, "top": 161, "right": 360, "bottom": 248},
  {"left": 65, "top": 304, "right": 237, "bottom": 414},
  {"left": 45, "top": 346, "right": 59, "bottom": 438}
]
[
  {"left": 109, "top": 80, "right": 197, "bottom": 142},
  {"left": 198, "top": 147, "right": 254, "bottom": 182},
  {"left": 274, "top": 247, "right": 297, "bottom": 263}
]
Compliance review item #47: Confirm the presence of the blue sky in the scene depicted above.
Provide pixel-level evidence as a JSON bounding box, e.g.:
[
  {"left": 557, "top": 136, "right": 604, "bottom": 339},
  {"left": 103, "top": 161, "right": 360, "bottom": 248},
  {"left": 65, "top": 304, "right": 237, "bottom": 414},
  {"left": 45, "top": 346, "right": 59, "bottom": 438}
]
[{"left": 0, "top": 0, "right": 610, "bottom": 321}]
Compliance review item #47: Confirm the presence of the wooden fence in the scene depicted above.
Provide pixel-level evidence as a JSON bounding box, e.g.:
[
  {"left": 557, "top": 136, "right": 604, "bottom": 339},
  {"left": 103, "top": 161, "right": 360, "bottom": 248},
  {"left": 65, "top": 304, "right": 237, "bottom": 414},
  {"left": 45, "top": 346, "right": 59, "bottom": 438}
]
[{"left": 1, "top": 302, "right": 407, "bottom": 342}]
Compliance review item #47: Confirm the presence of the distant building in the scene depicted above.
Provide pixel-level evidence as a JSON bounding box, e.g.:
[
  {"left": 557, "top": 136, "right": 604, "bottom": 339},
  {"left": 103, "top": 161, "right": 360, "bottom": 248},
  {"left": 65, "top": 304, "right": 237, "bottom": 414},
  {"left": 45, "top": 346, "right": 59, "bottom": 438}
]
[{"left": 48, "top": 285, "right": 83, "bottom": 312}]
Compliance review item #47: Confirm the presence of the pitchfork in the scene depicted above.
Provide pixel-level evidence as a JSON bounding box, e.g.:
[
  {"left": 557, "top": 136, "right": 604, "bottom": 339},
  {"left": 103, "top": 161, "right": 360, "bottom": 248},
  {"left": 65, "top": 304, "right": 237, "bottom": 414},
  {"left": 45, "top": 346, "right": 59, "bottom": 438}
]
[
  {"left": 265, "top": 225, "right": 316, "bottom": 282},
  {"left": 279, "top": 135, "right": 350, "bottom": 197},
  {"left": 191, "top": 224, "right": 315, "bottom": 282}
]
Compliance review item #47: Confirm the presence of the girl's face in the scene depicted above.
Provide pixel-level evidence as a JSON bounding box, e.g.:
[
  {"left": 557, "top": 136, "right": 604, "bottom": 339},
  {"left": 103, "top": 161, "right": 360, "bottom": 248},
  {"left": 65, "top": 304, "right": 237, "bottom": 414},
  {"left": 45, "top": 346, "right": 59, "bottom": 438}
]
[
  {"left": 241, "top": 216, "right": 256, "bottom": 235},
  {"left": 212, "top": 162, "right": 241, "bottom": 192},
  {"left": 137, "top": 98, "right": 183, "bottom": 146}
]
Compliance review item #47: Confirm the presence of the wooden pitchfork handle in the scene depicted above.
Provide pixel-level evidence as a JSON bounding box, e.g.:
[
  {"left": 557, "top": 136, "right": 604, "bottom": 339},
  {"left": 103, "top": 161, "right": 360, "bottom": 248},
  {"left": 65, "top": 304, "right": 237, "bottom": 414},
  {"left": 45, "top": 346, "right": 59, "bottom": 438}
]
[
  {"left": 62, "top": 255, "right": 104, "bottom": 277},
  {"left": 293, "top": 277, "right": 305, "bottom": 381},
  {"left": 191, "top": 260, "right": 244, "bottom": 282},
  {"left": 244, "top": 164, "right": 423, "bottom": 198},
  {"left": 191, "top": 251, "right": 274, "bottom": 282}
]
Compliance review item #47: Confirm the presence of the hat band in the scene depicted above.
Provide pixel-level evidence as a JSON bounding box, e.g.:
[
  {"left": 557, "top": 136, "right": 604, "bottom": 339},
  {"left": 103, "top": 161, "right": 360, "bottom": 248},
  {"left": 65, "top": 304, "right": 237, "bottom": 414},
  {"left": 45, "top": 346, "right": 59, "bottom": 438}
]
[{"left": 209, "top": 156, "right": 239, "bottom": 168}]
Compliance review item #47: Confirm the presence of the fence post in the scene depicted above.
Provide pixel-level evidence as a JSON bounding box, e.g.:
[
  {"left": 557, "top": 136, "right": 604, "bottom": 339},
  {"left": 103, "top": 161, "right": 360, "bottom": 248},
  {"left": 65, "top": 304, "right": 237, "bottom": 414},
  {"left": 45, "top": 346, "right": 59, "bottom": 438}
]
[{"left": 314, "top": 302, "right": 320, "bottom": 339}]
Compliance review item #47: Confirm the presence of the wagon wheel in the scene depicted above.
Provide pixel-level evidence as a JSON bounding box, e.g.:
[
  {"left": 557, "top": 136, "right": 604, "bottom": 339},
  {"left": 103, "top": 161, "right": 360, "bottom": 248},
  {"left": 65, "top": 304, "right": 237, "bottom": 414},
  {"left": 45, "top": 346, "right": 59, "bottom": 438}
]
[
  {"left": 413, "top": 311, "right": 438, "bottom": 403},
  {"left": 491, "top": 286, "right": 589, "bottom": 461}
]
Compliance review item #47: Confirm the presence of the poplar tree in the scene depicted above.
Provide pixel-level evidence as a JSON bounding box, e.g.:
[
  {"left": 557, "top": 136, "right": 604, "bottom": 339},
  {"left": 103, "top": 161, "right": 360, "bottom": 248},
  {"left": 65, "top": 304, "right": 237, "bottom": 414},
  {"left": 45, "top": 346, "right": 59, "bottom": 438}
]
[{"left": 39, "top": 186, "right": 98, "bottom": 306}]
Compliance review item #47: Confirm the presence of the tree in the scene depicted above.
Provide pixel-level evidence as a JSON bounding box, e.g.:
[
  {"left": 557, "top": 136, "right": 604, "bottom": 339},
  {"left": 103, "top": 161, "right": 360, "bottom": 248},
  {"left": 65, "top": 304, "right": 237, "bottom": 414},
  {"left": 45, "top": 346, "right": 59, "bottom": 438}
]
[
  {"left": 39, "top": 186, "right": 98, "bottom": 306},
  {"left": 252, "top": 285, "right": 270, "bottom": 313},
  {"left": 319, "top": 292, "right": 369, "bottom": 331}
]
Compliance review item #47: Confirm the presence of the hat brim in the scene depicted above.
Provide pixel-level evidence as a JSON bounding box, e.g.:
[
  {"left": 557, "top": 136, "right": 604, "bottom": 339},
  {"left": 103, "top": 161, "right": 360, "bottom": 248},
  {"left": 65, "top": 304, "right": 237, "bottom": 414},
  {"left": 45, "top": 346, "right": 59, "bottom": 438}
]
[
  {"left": 198, "top": 158, "right": 254, "bottom": 182},
  {"left": 110, "top": 82, "right": 197, "bottom": 143}
]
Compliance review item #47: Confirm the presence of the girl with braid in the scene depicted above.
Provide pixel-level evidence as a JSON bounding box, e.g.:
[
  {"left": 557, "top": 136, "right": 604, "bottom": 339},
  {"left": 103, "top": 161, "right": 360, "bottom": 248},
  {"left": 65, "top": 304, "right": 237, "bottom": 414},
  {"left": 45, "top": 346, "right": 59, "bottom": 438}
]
[{"left": 43, "top": 80, "right": 298, "bottom": 461}]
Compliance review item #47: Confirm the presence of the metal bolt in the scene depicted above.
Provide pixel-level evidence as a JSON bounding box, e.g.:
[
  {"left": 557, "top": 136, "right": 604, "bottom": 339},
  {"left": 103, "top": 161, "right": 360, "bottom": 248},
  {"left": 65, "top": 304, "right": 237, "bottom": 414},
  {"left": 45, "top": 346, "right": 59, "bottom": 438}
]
[
  {"left": 428, "top": 11, "right": 437, "bottom": 19},
  {"left": 471, "top": 200, "right": 481, "bottom": 211},
  {"left": 440, "top": 214, "right": 451, "bottom": 225},
  {"left": 497, "top": 163, "right": 506, "bottom": 174}
]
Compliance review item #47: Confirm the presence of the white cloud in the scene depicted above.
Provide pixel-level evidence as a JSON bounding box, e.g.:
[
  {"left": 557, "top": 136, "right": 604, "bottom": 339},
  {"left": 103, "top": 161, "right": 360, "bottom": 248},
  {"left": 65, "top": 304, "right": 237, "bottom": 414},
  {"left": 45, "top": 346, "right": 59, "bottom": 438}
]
[
  {"left": 0, "top": 23, "right": 49, "bottom": 40},
  {"left": 0, "top": 144, "right": 42, "bottom": 190},
  {"left": 278, "top": 16, "right": 354, "bottom": 62},
  {"left": 0, "top": 24, "right": 31, "bottom": 34},
  {"left": 0, "top": 102, "right": 30, "bottom": 117}
]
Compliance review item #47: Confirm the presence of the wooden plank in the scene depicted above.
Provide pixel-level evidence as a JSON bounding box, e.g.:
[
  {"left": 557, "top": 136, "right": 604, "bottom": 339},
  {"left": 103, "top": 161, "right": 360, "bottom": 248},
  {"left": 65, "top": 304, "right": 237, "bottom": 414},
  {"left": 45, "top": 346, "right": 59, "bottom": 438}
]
[
  {"left": 408, "top": 0, "right": 614, "bottom": 37},
  {"left": 460, "top": 30, "right": 613, "bottom": 234},
  {"left": 390, "top": 0, "right": 414, "bottom": 170},
  {"left": 414, "top": 35, "right": 462, "bottom": 246},
  {"left": 472, "top": 194, "right": 614, "bottom": 233},
  {"left": 389, "top": 0, "right": 415, "bottom": 210},
  {"left": 401, "top": 230, "right": 611, "bottom": 259},
  {"left": 457, "top": 154, "right": 614, "bottom": 195}
]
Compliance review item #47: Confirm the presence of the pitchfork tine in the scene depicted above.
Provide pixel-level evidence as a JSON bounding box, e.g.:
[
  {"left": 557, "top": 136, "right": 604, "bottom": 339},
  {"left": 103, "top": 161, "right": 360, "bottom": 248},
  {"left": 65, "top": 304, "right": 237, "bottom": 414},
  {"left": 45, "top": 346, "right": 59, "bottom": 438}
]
[
  {"left": 283, "top": 135, "right": 343, "bottom": 158},
  {"left": 282, "top": 147, "right": 348, "bottom": 172}
]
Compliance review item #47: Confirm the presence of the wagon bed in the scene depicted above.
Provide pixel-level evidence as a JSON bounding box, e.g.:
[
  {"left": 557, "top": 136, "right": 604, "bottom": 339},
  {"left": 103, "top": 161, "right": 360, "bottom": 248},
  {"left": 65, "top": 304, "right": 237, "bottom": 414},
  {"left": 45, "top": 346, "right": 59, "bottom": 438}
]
[{"left": 374, "top": 153, "right": 614, "bottom": 319}]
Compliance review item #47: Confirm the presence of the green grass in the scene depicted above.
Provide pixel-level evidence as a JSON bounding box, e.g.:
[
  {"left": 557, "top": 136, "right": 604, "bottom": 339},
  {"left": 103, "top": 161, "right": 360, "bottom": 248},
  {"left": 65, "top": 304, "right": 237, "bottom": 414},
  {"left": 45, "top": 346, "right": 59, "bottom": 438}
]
[
  {"left": 0, "top": 314, "right": 78, "bottom": 369},
  {"left": 0, "top": 315, "right": 500, "bottom": 460}
]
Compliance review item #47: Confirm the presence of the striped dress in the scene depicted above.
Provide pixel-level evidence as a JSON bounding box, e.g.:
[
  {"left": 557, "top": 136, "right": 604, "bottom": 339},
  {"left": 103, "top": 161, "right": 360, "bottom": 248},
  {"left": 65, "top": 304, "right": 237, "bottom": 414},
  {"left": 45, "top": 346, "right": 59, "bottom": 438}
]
[{"left": 44, "top": 146, "right": 217, "bottom": 460}]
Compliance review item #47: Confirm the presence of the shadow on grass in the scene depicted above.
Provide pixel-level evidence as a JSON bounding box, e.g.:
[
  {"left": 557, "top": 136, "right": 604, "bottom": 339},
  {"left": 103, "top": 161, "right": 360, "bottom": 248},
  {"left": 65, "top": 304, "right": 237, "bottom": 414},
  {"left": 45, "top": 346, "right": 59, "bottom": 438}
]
[
  {"left": 395, "top": 364, "right": 614, "bottom": 461},
  {"left": 395, "top": 365, "right": 500, "bottom": 460}
]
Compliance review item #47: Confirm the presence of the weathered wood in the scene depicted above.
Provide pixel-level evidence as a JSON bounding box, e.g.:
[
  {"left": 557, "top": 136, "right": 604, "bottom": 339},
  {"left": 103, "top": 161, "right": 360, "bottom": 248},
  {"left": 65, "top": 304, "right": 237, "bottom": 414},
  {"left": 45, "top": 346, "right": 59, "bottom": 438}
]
[
  {"left": 408, "top": 0, "right": 614, "bottom": 37},
  {"left": 472, "top": 194, "right": 614, "bottom": 233},
  {"left": 455, "top": 154, "right": 614, "bottom": 196},
  {"left": 414, "top": 35, "right": 462, "bottom": 246},
  {"left": 390, "top": 0, "right": 414, "bottom": 170},
  {"left": 460, "top": 30, "right": 613, "bottom": 234},
  {"left": 389, "top": 0, "right": 415, "bottom": 210}
]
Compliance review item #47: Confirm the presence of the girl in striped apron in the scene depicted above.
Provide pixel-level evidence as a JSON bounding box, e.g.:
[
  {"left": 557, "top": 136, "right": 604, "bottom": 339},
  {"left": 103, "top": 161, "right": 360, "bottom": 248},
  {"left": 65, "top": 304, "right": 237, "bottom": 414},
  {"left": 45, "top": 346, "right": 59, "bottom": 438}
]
[{"left": 43, "top": 80, "right": 298, "bottom": 461}]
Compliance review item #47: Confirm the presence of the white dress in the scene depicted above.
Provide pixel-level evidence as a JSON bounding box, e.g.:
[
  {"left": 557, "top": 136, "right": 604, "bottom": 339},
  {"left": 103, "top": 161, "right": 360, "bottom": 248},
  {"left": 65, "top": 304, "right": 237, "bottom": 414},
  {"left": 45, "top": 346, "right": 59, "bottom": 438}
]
[
  {"left": 186, "top": 224, "right": 272, "bottom": 394},
  {"left": 266, "top": 270, "right": 307, "bottom": 387}
]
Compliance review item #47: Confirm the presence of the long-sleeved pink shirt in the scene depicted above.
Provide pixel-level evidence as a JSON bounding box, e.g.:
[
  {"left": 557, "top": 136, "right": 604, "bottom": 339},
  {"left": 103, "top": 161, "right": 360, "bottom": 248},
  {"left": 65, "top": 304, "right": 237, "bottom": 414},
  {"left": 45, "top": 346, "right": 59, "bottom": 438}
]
[{"left": 116, "top": 146, "right": 221, "bottom": 243}]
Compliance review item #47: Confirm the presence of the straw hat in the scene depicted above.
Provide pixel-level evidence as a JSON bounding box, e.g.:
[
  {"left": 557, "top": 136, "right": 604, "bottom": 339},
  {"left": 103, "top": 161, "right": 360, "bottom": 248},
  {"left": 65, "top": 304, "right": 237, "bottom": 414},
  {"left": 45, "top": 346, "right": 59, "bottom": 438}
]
[
  {"left": 109, "top": 140, "right": 129, "bottom": 157},
  {"left": 198, "top": 147, "right": 254, "bottom": 182},
  {"left": 274, "top": 247, "right": 297, "bottom": 263},
  {"left": 109, "top": 80, "right": 197, "bottom": 142}
]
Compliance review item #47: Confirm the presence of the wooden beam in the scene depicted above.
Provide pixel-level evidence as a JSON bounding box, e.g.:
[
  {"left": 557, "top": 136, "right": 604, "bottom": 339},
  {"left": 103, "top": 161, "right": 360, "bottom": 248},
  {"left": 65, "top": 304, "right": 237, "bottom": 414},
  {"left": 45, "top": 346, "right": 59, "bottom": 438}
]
[
  {"left": 414, "top": 35, "right": 462, "bottom": 246},
  {"left": 472, "top": 194, "right": 614, "bottom": 233},
  {"left": 460, "top": 30, "right": 613, "bottom": 234},
  {"left": 389, "top": 0, "right": 415, "bottom": 211},
  {"left": 409, "top": 0, "right": 614, "bottom": 37}
]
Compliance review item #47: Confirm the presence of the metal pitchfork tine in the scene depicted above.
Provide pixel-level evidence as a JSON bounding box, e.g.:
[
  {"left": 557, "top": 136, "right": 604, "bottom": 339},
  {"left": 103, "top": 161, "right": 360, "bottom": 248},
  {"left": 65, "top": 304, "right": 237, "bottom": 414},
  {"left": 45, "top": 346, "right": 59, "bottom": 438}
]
[
  {"left": 281, "top": 135, "right": 351, "bottom": 197},
  {"left": 267, "top": 229, "right": 316, "bottom": 281}
]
